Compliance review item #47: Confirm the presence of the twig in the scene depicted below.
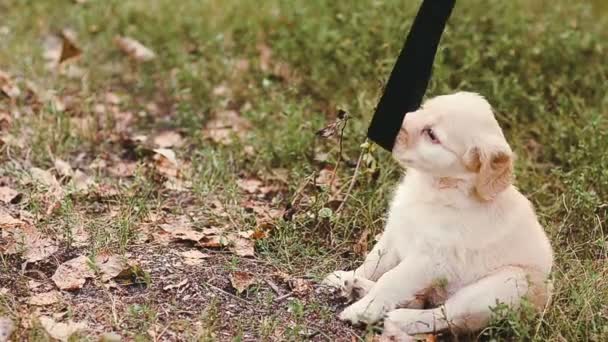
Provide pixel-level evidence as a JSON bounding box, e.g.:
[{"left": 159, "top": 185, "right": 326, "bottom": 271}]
[
  {"left": 265, "top": 279, "right": 281, "bottom": 295},
  {"left": 202, "top": 281, "right": 250, "bottom": 304},
  {"left": 274, "top": 292, "right": 293, "bottom": 302},
  {"left": 336, "top": 144, "right": 365, "bottom": 214}
]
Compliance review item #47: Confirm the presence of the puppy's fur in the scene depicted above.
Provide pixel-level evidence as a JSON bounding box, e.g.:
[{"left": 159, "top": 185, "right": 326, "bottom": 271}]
[{"left": 323, "top": 92, "right": 553, "bottom": 340}]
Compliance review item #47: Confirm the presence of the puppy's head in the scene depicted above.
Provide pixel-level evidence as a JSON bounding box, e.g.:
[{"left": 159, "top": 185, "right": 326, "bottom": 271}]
[{"left": 393, "top": 92, "right": 513, "bottom": 200}]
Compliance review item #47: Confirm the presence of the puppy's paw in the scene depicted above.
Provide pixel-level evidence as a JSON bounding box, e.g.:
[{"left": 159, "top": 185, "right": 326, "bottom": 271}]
[
  {"left": 322, "top": 271, "right": 373, "bottom": 301},
  {"left": 339, "top": 297, "right": 386, "bottom": 325},
  {"left": 384, "top": 309, "right": 439, "bottom": 336}
]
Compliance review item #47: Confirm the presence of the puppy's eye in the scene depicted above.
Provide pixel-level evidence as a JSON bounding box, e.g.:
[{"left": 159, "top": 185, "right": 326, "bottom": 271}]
[{"left": 422, "top": 127, "right": 440, "bottom": 144}]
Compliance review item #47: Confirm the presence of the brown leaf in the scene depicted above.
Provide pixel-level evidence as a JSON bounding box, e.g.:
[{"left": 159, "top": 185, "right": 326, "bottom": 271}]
[
  {"left": 70, "top": 170, "right": 95, "bottom": 193},
  {"left": 202, "top": 110, "right": 251, "bottom": 145},
  {"left": 230, "top": 271, "right": 256, "bottom": 293},
  {"left": 38, "top": 316, "right": 87, "bottom": 342},
  {"left": 353, "top": 229, "right": 370, "bottom": 256},
  {"left": 228, "top": 234, "right": 255, "bottom": 257},
  {"left": 0, "top": 70, "right": 21, "bottom": 99},
  {"left": 95, "top": 254, "right": 129, "bottom": 282},
  {"left": 115, "top": 36, "right": 156, "bottom": 62},
  {"left": 54, "top": 159, "right": 73, "bottom": 178},
  {"left": 159, "top": 218, "right": 206, "bottom": 242},
  {"left": 257, "top": 42, "right": 272, "bottom": 72},
  {"left": 51, "top": 255, "right": 95, "bottom": 290},
  {"left": 163, "top": 278, "right": 188, "bottom": 291},
  {"left": 58, "top": 29, "right": 82, "bottom": 63},
  {"left": 0, "top": 186, "right": 20, "bottom": 204},
  {"left": 0, "top": 209, "right": 23, "bottom": 226},
  {"left": 0, "top": 111, "right": 11, "bottom": 132},
  {"left": 153, "top": 131, "right": 183, "bottom": 148},
  {"left": 30, "top": 167, "right": 63, "bottom": 198},
  {"left": 22, "top": 235, "right": 59, "bottom": 263},
  {"left": 291, "top": 278, "right": 313, "bottom": 296},
  {"left": 29, "top": 290, "right": 63, "bottom": 306},
  {"left": 153, "top": 148, "right": 179, "bottom": 178},
  {"left": 108, "top": 161, "right": 137, "bottom": 178},
  {"left": 237, "top": 178, "right": 263, "bottom": 194},
  {"left": 181, "top": 250, "right": 210, "bottom": 266}
]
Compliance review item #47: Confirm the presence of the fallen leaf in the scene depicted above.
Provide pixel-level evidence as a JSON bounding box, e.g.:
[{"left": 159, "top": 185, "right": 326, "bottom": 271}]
[
  {"left": 0, "top": 111, "right": 11, "bottom": 132},
  {"left": 51, "top": 255, "right": 95, "bottom": 290},
  {"left": 0, "top": 186, "right": 20, "bottom": 204},
  {"left": 230, "top": 271, "right": 255, "bottom": 293},
  {"left": 108, "top": 161, "right": 137, "bottom": 178},
  {"left": 160, "top": 223, "right": 205, "bottom": 242},
  {"left": 0, "top": 70, "right": 20, "bottom": 99},
  {"left": 58, "top": 29, "right": 82, "bottom": 63},
  {"left": 237, "top": 178, "right": 262, "bottom": 194},
  {"left": 30, "top": 167, "right": 63, "bottom": 195},
  {"left": 115, "top": 36, "right": 156, "bottom": 62},
  {"left": 290, "top": 278, "right": 313, "bottom": 296},
  {"left": 228, "top": 234, "right": 255, "bottom": 257},
  {"left": 54, "top": 159, "right": 73, "bottom": 177},
  {"left": 29, "top": 291, "right": 63, "bottom": 306},
  {"left": 163, "top": 278, "right": 188, "bottom": 291},
  {"left": 38, "top": 316, "right": 87, "bottom": 342},
  {"left": 42, "top": 30, "right": 81, "bottom": 69},
  {"left": 153, "top": 148, "right": 179, "bottom": 178},
  {"left": 180, "top": 250, "right": 210, "bottom": 259},
  {"left": 181, "top": 249, "right": 210, "bottom": 266},
  {"left": 0, "top": 317, "right": 14, "bottom": 342},
  {"left": 70, "top": 170, "right": 95, "bottom": 193},
  {"left": 22, "top": 235, "right": 59, "bottom": 263},
  {"left": 0, "top": 209, "right": 23, "bottom": 227},
  {"left": 153, "top": 131, "right": 182, "bottom": 148},
  {"left": 95, "top": 254, "right": 128, "bottom": 282},
  {"left": 353, "top": 229, "right": 370, "bottom": 256},
  {"left": 202, "top": 110, "right": 251, "bottom": 145}
]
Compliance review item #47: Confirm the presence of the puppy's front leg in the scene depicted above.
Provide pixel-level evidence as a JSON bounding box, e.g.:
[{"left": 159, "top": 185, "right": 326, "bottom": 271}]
[
  {"left": 339, "top": 255, "right": 440, "bottom": 325},
  {"left": 323, "top": 233, "right": 399, "bottom": 299}
]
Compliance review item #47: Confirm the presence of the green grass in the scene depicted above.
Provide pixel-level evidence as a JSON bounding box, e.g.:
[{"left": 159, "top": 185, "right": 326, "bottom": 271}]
[{"left": 1, "top": 0, "right": 607, "bottom": 340}]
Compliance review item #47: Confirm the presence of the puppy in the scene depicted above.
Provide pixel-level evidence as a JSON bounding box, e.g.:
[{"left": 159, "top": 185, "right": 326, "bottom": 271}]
[{"left": 324, "top": 92, "right": 553, "bottom": 339}]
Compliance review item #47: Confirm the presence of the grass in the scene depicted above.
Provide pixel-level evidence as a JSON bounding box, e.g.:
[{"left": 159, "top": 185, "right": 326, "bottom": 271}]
[{"left": 1, "top": 0, "right": 607, "bottom": 340}]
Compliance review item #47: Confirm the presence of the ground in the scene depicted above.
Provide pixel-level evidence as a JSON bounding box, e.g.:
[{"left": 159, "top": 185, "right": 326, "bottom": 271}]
[{"left": 0, "top": 0, "right": 607, "bottom": 341}]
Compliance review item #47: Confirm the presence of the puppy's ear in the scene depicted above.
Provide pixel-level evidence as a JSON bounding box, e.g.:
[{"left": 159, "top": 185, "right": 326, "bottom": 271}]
[{"left": 464, "top": 140, "right": 513, "bottom": 201}]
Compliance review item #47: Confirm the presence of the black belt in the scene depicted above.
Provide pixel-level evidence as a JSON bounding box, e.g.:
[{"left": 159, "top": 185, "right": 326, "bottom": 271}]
[{"left": 367, "top": 0, "right": 456, "bottom": 151}]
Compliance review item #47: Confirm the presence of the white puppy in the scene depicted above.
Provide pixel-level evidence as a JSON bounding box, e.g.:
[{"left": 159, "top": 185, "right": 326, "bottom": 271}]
[{"left": 324, "top": 92, "right": 553, "bottom": 339}]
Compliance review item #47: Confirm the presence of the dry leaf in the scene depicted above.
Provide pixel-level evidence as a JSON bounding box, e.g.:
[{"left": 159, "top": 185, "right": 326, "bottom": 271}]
[
  {"left": 0, "top": 209, "right": 23, "bottom": 226},
  {"left": 22, "top": 235, "right": 58, "bottom": 263},
  {"left": 160, "top": 223, "right": 205, "bottom": 242},
  {"left": 153, "top": 148, "right": 179, "bottom": 178},
  {"left": 115, "top": 36, "right": 156, "bottom": 62},
  {"left": 30, "top": 167, "right": 63, "bottom": 198},
  {"left": 202, "top": 110, "right": 251, "bottom": 145},
  {"left": 353, "top": 229, "right": 370, "bottom": 256},
  {"left": 230, "top": 271, "right": 255, "bottom": 293},
  {"left": 0, "top": 317, "right": 15, "bottom": 342},
  {"left": 291, "top": 278, "right": 313, "bottom": 296},
  {"left": 163, "top": 278, "right": 188, "bottom": 291},
  {"left": 51, "top": 255, "right": 95, "bottom": 290},
  {"left": 237, "top": 178, "right": 262, "bottom": 194},
  {"left": 0, "top": 70, "right": 20, "bottom": 99},
  {"left": 29, "top": 290, "right": 63, "bottom": 306},
  {"left": 58, "top": 29, "right": 81, "bottom": 63},
  {"left": 108, "top": 161, "right": 137, "bottom": 178},
  {"left": 0, "top": 186, "right": 20, "bottom": 204},
  {"left": 228, "top": 234, "right": 255, "bottom": 257},
  {"left": 180, "top": 250, "right": 210, "bottom": 259},
  {"left": 54, "top": 159, "right": 73, "bottom": 177},
  {"left": 95, "top": 254, "right": 128, "bottom": 282},
  {"left": 38, "top": 316, "right": 87, "bottom": 342},
  {"left": 153, "top": 131, "right": 182, "bottom": 148},
  {"left": 71, "top": 170, "right": 95, "bottom": 193}
]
